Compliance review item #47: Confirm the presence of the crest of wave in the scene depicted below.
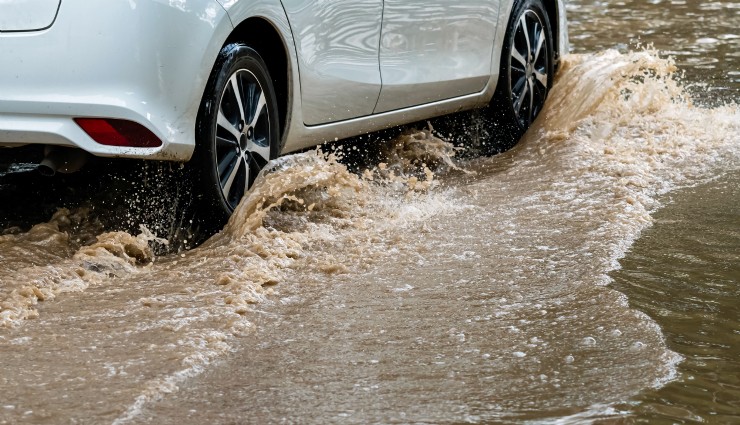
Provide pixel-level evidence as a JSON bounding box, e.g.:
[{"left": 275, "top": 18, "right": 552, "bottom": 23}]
[
  {"left": 216, "top": 129, "right": 470, "bottom": 243},
  {"left": 524, "top": 49, "right": 738, "bottom": 279},
  {"left": 529, "top": 49, "right": 738, "bottom": 174}
]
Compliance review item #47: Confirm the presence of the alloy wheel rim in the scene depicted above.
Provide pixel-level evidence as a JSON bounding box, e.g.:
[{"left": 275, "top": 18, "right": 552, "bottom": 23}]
[
  {"left": 214, "top": 69, "right": 271, "bottom": 211},
  {"left": 509, "top": 9, "right": 550, "bottom": 128}
]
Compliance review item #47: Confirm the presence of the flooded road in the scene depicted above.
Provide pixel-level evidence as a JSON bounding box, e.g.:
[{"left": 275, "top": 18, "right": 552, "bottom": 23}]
[
  {"left": 568, "top": 0, "right": 740, "bottom": 104},
  {"left": 612, "top": 172, "right": 740, "bottom": 423},
  {"left": 1, "top": 2, "right": 739, "bottom": 424}
]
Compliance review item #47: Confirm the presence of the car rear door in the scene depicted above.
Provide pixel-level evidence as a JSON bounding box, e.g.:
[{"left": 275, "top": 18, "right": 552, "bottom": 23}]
[
  {"left": 374, "top": 0, "right": 500, "bottom": 113},
  {"left": 281, "top": 0, "right": 383, "bottom": 125}
]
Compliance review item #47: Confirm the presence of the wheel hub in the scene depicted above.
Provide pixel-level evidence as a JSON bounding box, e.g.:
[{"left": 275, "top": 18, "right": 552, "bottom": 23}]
[
  {"left": 239, "top": 133, "right": 248, "bottom": 151},
  {"left": 237, "top": 126, "right": 253, "bottom": 152}
]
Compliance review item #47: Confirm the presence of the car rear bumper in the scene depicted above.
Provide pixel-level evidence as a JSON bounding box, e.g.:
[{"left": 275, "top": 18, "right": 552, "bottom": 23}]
[
  {"left": 0, "top": 111, "right": 171, "bottom": 159},
  {"left": 0, "top": 0, "right": 232, "bottom": 160}
]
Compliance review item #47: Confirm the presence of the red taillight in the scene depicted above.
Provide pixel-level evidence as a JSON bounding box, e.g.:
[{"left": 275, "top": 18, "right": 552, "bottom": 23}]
[{"left": 74, "top": 118, "right": 162, "bottom": 148}]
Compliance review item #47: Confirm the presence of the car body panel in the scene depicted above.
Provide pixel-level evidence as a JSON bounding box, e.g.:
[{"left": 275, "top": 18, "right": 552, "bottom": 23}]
[
  {"left": 213, "top": 0, "right": 301, "bottom": 152},
  {"left": 279, "top": 0, "right": 383, "bottom": 125},
  {"left": 280, "top": 0, "right": 570, "bottom": 154},
  {"left": 0, "top": 0, "right": 61, "bottom": 32},
  {"left": 0, "top": 0, "right": 233, "bottom": 160},
  {"left": 0, "top": 0, "right": 570, "bottom": 160},
  {"left": 374, "top": 0, "right": 500, "bottom": 113}
]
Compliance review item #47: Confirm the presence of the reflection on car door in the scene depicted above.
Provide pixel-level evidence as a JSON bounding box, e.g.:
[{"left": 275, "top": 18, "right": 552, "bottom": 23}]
[
  {"left": 375, "top": 0, "right": 500, "bottom": 113},
  {"left": 281, "top": 0, "right": 383, "bottom": 125}
]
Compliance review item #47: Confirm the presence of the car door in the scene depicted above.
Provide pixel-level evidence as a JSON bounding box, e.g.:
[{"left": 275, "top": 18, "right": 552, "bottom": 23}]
[
  {"left": 281, "top": 0, "right": 383, "bottom": 125},
  {"left": 374, "top": 0, "right": 500, "bottom": 113}
]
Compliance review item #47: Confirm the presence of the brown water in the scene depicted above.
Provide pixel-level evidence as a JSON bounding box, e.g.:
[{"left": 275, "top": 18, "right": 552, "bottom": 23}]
[
  {"left": 1, "top": 2, "right": 739, "bottom": 424},
  {"left": 567, "top": 0, "right": 740, "bottom": 104},
  {"left": 567, "top": 1, "right": 740, "bottom": 423},
  {"left": 612, "top": 172, "right": 740, "bottom": 423}
]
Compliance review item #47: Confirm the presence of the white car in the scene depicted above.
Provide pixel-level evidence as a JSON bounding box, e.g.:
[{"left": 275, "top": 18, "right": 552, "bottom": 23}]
[{"left": 0, "top": 0, "right": 568, "bottom": 225}]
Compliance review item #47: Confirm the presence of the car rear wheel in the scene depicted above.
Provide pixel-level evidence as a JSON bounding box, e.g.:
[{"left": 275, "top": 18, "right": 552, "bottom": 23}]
[
  {"left": 193, "top": 44, "right": 279, "bottom": 229},
  {"left": 488, "top": 0, "right": 553, "bottom": 153}
]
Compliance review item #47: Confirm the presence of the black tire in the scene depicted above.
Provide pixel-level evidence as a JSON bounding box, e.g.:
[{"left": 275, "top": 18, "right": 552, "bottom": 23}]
[
  {"left": 487, "top": 0, "right": 554, "bottom": 153},
  {"left": 192, "top": 44, "right": 280, "bottom": 230}
]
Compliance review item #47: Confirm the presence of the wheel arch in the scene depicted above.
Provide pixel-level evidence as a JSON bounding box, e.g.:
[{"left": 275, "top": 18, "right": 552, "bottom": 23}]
[
  {"left": 223, "top": 17, "right": 291, "bottom": 146},
  {"left": 543, "top": 0, "right": 570, "bottom": 68}
]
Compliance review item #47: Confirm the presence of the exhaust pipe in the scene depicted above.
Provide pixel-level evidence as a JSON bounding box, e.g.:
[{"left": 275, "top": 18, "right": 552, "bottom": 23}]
[{"left": 38, "top": 147, "right": 89, "bottom": 177}]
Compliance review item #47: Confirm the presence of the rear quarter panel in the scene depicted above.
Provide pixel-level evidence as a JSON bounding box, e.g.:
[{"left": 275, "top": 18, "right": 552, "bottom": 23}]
[{"left": 0, "top": 0, "right": 234, "bottom": 160}]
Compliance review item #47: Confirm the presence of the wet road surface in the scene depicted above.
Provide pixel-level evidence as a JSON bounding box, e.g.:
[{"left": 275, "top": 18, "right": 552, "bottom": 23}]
[{"left": 2, "top": 1, "right": 740, "bottom": 424}]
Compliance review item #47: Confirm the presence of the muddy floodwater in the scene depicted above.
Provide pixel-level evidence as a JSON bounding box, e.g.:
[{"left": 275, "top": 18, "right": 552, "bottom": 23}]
[{"left": 1, "top": 2, "right": 739, "bottom": 424}]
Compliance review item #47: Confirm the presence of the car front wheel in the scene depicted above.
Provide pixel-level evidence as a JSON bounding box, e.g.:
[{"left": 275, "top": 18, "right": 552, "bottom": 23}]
[{"left": 489, "top": 0, "right": 554, "bottom": 152}]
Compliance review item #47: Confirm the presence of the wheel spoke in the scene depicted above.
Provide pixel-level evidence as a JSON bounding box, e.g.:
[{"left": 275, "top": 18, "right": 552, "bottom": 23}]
[
  {"left": 217, "top": 110, "right": 241, "bottom": 141},
  {"left": 247, "top": 137, "right": 271, "bottom": 164},
  {"left": 534, "top": 69, "right": 548, "bottom": 88},
  {"left": 248, "top": 154, "right": 262, "bottom": 188},
  {"left": 249, "top": 91, "right": 267, "bottom": 130},
  {"left": 229, "top": 74, "right": 246, "bottom": 123},
  {"left": 218, "top": 149, "right": 238, "bottom": 176},
  {"left": 513, "top": 75, "right": 527, "bottom": 98},
  {"left": 241, "top": 156, "right": 252, "bottom": 194},
  {"left": 514, "top": 79, "right": 529, "bottom": 114},
  {"left": 529, "top": 22, "right": 540, "bottom": 59},
  {"left": 216, "top": 135, "right": 238, "bottom": 147},
  {"left": 512, "top": 46, "right": 528, "bottom": 69},
  {"left": 220, "top": 153, "right": 243, "bottom": 199},
  {"left": 532, "top": 80, "right": 545, "bottom": 117},
  {"left": 245, "top": 84, "right": 256, "bottom": 120},
  {"left": 533, "top": 25, "right": 546, "bottom": 64},
  {"left": 527, "top": 79, "right": 535, "bottom": 124},
  {"left": 519, "top": 15, "right": 531, "bottom": 63}
]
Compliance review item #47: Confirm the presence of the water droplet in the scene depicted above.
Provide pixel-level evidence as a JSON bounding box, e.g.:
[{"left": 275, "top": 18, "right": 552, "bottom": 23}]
[
  {"left": 630, "top": 341, "right": 646, "bottom": 351},
  {"left": 581, "top": 336, "right": 597, "bottom": 346}
]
